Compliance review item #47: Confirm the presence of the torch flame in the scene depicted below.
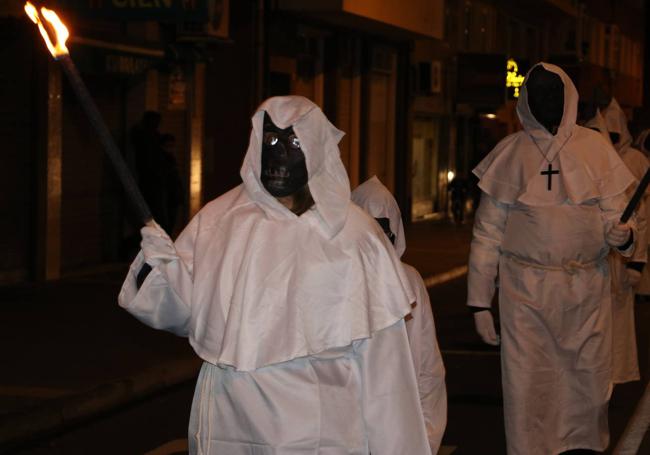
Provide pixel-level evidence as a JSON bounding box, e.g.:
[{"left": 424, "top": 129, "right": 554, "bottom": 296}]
[{"left": 24, "top": 2, "right": 69, "bottom": 58}]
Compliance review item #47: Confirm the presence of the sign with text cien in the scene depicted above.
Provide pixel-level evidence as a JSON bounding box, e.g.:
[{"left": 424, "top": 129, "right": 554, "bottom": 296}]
[{"left": 54, "top": 0, "right": 208, "bottom": 21}]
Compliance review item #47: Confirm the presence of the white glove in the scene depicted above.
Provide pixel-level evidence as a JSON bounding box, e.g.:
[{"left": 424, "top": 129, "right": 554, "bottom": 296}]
[
  {"left": 626, "top": 268, "right": 642, "bottom": 288},
  {"left": 473, "top": 310, "right": 500, "bottom": 346},
  {"left": 140, "top": 220, "right": 178, "bottom": 266},
  {"left": 606, "top": 222, "right": 632, "bottom": 248}
]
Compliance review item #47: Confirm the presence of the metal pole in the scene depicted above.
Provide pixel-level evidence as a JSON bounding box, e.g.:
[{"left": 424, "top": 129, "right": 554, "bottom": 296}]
[
  {"left": 57, "top": 54, "right": 153, "bottom": 225},
  {"left": 620, "top": 168, "right": 650, "bottom": 223}
]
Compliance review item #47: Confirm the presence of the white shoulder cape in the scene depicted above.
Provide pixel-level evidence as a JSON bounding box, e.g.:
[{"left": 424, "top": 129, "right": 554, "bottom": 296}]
[{"left": 474, "top": 126, "right": 633, "bottom": 206}]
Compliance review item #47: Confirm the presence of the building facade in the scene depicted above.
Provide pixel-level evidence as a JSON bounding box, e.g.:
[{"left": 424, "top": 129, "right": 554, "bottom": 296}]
[{"left": 0, "top": 0, "right": 645, "bottom": 282}]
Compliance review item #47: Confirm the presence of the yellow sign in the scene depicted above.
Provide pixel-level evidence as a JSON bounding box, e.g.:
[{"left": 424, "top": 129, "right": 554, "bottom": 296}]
[{"left": 506, "top": 58, "right": 525, "bottom": 98}]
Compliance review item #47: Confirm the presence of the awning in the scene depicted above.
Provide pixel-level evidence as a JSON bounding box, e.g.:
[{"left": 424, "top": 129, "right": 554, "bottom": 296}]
[{"left": 277, "top": 0, "right": 444, "bottom": 41}]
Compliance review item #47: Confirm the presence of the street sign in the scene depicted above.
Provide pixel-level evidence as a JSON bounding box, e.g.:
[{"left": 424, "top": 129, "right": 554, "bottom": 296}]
[{"left": 54, "top": 0, "right": 208, "bottom": 22}]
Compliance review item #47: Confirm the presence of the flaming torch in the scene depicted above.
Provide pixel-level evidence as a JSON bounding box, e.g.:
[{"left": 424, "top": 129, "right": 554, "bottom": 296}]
[{"left": 24, "top": 2, "right": 153, "bottom": 225}]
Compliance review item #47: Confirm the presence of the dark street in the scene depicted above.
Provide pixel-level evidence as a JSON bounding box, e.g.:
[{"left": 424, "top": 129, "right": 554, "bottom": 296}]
[{"left": 1, "top": 222, "right": 648, "bottom": 454}]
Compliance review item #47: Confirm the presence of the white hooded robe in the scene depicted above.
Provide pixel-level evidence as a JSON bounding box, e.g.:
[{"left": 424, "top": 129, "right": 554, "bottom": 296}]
[
  {"left": 584, "top": 108, "right": 613, "bottom": 147},
  {"left": 602, "top": 99, "right": 649, "bottom": 384},
  {"left": 119, "top": 96, "right": 430, "bottom": 454},
  {"left": 633, "top": 128, "right": 650, "bottom": 295},
  {"left": 467, "top": 63, "right": 634, "bottom": 455},
  {"left": 351, "top": 176, "right": 447, "bottom": 454}
]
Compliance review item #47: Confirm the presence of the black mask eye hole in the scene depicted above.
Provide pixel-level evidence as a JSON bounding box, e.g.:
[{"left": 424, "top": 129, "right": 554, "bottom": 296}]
[
  {"left": 375, "top": 217, "right": 396, "bottom": 245},
  {"left": 263, "top": 132, "right": 279, "bottom": 146},
  {"left": 288, "top": 134, "right": 301, "bottom": 149}
]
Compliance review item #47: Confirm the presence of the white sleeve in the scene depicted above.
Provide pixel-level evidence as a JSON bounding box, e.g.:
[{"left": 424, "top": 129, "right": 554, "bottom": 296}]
[
  {"left": 416, "top": 294, "right": 447, "bottom": 453},
  {"left": 467, "top": 192, "right": 509, "bottom": 308},
  {"left": 118, "top": 216, "right": 199, "bottom": 336},
  {"left": 600, "top": 192, "right": 636, "bottom": 258},
  {"left": 355, "top": 320, "right": 431, "bottom": 455}
]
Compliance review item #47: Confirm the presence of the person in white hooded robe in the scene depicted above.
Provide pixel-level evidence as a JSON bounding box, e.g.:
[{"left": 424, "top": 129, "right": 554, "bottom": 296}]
[
  {"left": 119, "top": 96, "right": 431, "bottom": 454},
  {"left": 351, "top": 176, "right": 447, "bottom": 454},
  {"left": 600, "top": 98, "right": 649, "bottom": 384},
  {"left": 584, "top": 108, "right": 614, "bottom": 147},
  {"left": 467, "top": 63, "right": 635, "bottom": 455},
  {"left": 633, "top": 128, "right": 650, "bottom": 297}
]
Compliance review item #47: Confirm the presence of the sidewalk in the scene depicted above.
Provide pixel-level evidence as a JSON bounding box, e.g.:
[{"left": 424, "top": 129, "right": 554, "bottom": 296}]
[
  {"left": 0, "top": 220, "right": 473, "bottom": 450},
  {"left": 0, "top": 273, "right": 200, "bottom": 450}
]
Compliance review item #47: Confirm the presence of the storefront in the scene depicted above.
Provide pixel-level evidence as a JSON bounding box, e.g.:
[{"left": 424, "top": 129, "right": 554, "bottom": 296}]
[{"left": 1, "top": 0, "right": 214, "bottom": 281}]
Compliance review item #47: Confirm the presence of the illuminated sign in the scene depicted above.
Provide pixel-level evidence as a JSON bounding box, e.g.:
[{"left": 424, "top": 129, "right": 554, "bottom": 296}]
[
  {"left": 54, "top": 0, "right": 208, "bottom": 21},
  {"left": 506, "top": 58, "right": 525, "bottom": 98}
]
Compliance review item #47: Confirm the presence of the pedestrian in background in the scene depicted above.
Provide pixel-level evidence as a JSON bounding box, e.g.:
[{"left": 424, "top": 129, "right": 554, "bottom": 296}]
[
  {"left": 159, "top": 133, "right": 184, "bottom": 235},
  {"left": 601, "top": 99, "right": 649, "bottom": 386}
]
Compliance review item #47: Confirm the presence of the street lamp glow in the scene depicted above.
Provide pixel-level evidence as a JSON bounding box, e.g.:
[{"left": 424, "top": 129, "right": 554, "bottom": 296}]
[{"left": 447, "top": 171, "right": 455, "bottom": 182}]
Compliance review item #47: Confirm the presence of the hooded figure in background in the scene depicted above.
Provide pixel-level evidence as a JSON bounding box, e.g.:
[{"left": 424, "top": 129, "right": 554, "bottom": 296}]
[
  {"left": 633, "top": 128, "right": 650, "bottom": 296},
  {"left": 467, "top": 63, "right": 635, "bottom": 455},
  {"left": 635, "top": 128, "right": 650, "bottom": 159},
  {"left": 584, "top": 108, "right": 614, "bottom": 147},
  {"left": 119, "top": 96, "right": 431, "bottom": 454},
  {"left": 601, "top": 99, "right": 649, "bottom": 384},
  {"left": 352, "top": 176, "right": 447, "bottom": 454}
]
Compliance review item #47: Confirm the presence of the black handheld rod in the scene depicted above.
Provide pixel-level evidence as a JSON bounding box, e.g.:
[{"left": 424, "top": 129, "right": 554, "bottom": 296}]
[
  {"left": 58, "top": 54, "right": 153, "bottom": 225},
  {"left": 620, "top": 168, "right": 650, "bottom": 223}
]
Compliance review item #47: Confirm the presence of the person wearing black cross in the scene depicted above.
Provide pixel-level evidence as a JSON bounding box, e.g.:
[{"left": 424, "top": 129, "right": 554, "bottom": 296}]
[{"left": 466, "top": 63, "right": 636, "bottom": 455}]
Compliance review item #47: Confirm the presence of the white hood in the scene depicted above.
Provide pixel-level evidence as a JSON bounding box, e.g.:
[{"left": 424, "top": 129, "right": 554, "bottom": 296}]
[
  {"left": 351, "top": 176, "right": 406, "bottom": 257},
  {"left": 515, "top": 62, "right": 578, "bottom": 163},
  {"left": 474, "top": 62, "right": 634, "bottom": 206},
  {"left": 584, "top": 109, "right": 614, "bottom": 147},
  {"left": 602, "top": 98, "right": 633, "bottom": 153},
  {"left": 634, "top": 128, "right": 650, "bottom": 157},
  {"left": 241, "top": 96, "right": 350, "bottom": 238}
]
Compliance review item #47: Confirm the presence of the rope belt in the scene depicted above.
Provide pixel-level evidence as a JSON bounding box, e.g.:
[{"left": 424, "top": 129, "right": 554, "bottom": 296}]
[{"left": 502, "top": 251, "right": 607, "bottom": 275}]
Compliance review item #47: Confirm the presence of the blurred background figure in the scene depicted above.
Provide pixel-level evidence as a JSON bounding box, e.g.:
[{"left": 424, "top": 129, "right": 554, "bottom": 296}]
[
  {"left": 131, "top": 111, "right": 164, "bottom": 225},
  {"left": 130, "top": 112, "right": 183, "bottom": 235},
  {"left": 447, "top": 174, "right": 468, "bottom": 225},
  {"left": 159, "top": 134, "right": 184, "bottom": 235},
  {"left": 634, "top": 128, "right": 650, "bottom": 302},
  {"left": 602, "top": 98, "right": 649, "bottom": 386}
]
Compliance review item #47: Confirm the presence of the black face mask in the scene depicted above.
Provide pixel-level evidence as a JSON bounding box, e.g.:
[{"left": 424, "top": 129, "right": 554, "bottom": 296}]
[
  {"left": 526, "top": 66, "right": 565, "bottom": 135},
  {"left": 261, "top": 112, "right": 309, "bottom": 198},
  {"left": 375, "top": 217, "right": 396, "bottom": 245}
]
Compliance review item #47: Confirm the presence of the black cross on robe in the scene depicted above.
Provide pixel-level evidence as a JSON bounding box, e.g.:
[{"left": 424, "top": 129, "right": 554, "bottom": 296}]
[{"left": 541, "top": 163, "right": 560, "bottom": 191}]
